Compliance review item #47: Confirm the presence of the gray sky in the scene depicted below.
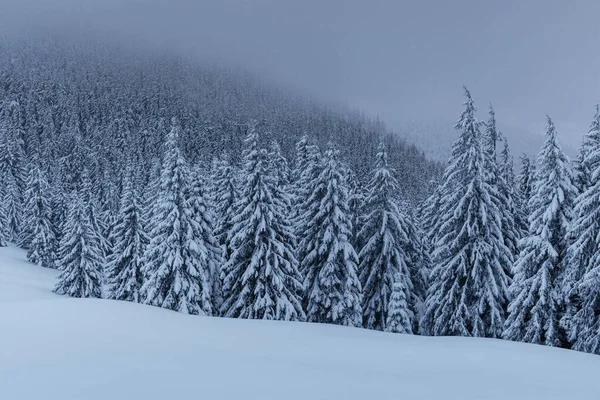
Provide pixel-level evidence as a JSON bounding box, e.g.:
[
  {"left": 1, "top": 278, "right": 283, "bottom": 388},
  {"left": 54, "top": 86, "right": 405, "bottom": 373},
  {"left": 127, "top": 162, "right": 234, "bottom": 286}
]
[{"left": 3, "top": 0, "right": 600, "bottom": 153}]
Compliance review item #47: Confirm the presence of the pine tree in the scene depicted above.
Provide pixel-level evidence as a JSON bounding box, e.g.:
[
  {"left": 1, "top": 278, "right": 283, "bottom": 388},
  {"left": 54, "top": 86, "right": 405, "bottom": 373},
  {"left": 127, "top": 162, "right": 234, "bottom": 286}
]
[
  {"left": 53, "top": 192, "right": 103, "bottom": 298},
  {"left": 23, "top": 161, "right": 57, "bottom": 268},
  {"left": 104, "top": 165, "right": 149, "bottom": 302},
  {"left": 212, "top": 153, "right": 239, "bottom": 262},
  {"left": 220, "top": 126, "right": 304, "bottom": 321},
  {"left": 385, "top": 272, "right": 413, "bottom": 334},
  {"left": 422, "top": 88, "right": 510, "bottom": 338},
  {"left": 484, "top": 107, "right": 518, "bottom": 270},
  {"left": 187, "top": 166, "right": 223, "bottom": 314},
  {"left": 294, "top": 139, "right": 322, "bottom": 276},
  {"left": 518, "top": 154, "right": 535, "bottom": 209},
  {"left": 0, "top": 193, "right": 8, "bottom": 247},
  {"left": 358, "top": 143, "right": 414, "bottom": 331},
  {"left": 559, "top": 107, "right": 600, "bottom": 353},
  {"left": 504, "top": 116, "right": 576, "bottom": 346},
  {"left": 140, "top": 119, "right": 213, "bottom": 315},
  {"left": 301, "top": 143, "right": 362, "bottom": 327}
]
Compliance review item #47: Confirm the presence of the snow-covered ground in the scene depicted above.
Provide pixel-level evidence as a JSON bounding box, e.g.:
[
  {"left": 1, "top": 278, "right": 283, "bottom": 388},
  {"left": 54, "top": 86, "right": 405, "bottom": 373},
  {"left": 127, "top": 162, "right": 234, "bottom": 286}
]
[{"left": 1, "top": 245, "right": 599, "bottom": 400}]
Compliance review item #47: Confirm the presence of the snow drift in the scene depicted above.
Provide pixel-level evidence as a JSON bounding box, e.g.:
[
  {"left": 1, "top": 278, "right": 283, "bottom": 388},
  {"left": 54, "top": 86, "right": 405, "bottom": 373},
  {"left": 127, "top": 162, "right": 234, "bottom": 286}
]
[{"left": 1, "top": 245, "right": 599, "bottom": 400}]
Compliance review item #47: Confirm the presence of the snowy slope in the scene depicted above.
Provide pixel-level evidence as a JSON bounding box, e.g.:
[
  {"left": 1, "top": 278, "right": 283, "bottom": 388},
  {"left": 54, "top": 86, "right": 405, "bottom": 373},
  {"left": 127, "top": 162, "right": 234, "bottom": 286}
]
[{"left": 1, "top": 245, "right": 599, "bottom": 400}]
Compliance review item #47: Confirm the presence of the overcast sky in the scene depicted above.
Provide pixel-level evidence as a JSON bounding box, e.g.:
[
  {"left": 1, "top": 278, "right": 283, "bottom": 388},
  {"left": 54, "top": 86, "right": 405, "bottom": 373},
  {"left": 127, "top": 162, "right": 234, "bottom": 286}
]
[{"left": 2, "top": 0, "right": 600, "bottom": 151}]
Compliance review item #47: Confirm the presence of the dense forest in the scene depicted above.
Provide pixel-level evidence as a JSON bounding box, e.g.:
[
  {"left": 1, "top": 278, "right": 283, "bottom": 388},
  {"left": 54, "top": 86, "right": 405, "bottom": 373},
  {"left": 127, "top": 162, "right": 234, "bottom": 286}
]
[{"left": 2, "top": 40, "right": 600, "bottom": 357}]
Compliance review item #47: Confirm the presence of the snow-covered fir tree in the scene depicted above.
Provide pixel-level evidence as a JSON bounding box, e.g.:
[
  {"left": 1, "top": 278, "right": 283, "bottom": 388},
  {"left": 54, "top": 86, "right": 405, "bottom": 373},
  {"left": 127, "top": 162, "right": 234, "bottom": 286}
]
[
  {"left": 385, "top": 272, "right": 413, "bottom": 334},
  {"left": 22, "top": 160, "right": 57, "bottom": 269},
  {"left": 358, "top": 143, "right": 414, "bottom": 331},
  {"left": 0, "top": 104, "right": 26, "bottom": 242},
  {"left": 301, "top": 143, "right": 362, "bottom": 327},
  {"left": 504, "top": 116, "right": 576, "bottom": 346},
  {"left": 422, "top": 88, "right": 510, "bottom": 338},
  {"left": 187, "top": 165, "right": 223, "bottom": 314},
  {"left": 53, "top": 192, "right": 103, "bottom": 298},
  {"left": 212, "top": 152, "right": 239, "bottom": 263},
  {"left": 559, "top": 107, "right": 600, "bottom": 353},
  {"left": 484, "top": 106, "right": 518, "bottom": 269},
  {"left": 220, "top": 125, "right": 304, "bottom": 321},
  {"left": 518, "top": 154, "right": 535, "bottom": 210},
  {"left": 294, "top": 139, "right": 323, "bottom": 277},
  {"left": 104, "top": 164, "right": 149, "bottom": 302},
  {"left": 0, "top": 192, "right": 8, "bottom": 247},
  {"left": 140, "top": 119, "right": 214, "bottom": 315}
]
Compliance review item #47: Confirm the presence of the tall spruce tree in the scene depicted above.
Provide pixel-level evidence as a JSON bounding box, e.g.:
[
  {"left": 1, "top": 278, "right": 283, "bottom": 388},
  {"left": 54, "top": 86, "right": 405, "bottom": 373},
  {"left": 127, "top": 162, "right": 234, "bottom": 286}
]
[
  {"left": 104, "top": 164, "right": 149, "bottom": 302},
  {"left": 421, "top": 88, "right": 510, "bottom": 338},
  {"left": 220, "top": 126, "right": 304, "bottom": 321},
  {"left": 518, "top": 154, "right": 535, "bottom": 210},
  {"left": 140, "top": 119, "right": 213, "bottom": 315},
  {"left": 504, "top": 116, "right": 576, "bottom": 346},
  {"left": 358, "top": 143, "right": 414, "bottom": 331},
  {"left": 0, "top": 107, "right": 26, "bottom": 242},
  {"left": 301, "top": 143, "right": 362, "bottom": 327},
  {"left": 23, "top": 160, "right": 57, "bottom": 268},
  {"left": 484, "top": 107, "right": 518, "bottom": 269},
  {"left": 187, "top": 165, "right": 223, "bottom": 315},
  {"left": 212, "top": 153, "right": 239, "bottom": 263},
  {"left": 53, "top": 192, "right": 103, "bottom": 298},
  {"left": 559, "top": 107, "right": 600, "bottom": 353}
]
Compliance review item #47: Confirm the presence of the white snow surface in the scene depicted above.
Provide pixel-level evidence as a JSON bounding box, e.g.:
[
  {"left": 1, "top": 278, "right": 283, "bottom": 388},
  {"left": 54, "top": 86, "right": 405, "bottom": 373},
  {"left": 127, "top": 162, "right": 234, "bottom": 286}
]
[{"left": 1, "top": 245, "right": 600, "bottom": 400}]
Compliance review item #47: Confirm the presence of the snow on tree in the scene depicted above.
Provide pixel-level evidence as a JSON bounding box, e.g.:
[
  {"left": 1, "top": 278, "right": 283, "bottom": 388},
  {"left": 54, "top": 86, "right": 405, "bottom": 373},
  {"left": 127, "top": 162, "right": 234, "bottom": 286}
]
[
  {"left": 358, "top": 142, "right": 415, "bottom": 331},
  {"left": 294, "top": 138, "right": 323, "bottom": 277},
  {"left": 385, "top": 272, "right": 413, "bottom": 334},
  {"left": 268, "top": 140, "right": 291, "bottom": 189},
  {"left": 53, "top": 192, "right": 103, "bottom": 298},
  {"left": 212, "top": 152, "right": 239, "bottom": 263},
  {"left": 398, "top": 201, "right": 430, "bottom": 331},
  {"left": 220, "top": 125, "right": 304, "bottom": 321},
  {"left": 484, "top": 106, "right": 518, "bottom": 269},
  {"left": 0, "top": 104, "right": 26, "bottom": 242},
  {"left": 187, "top": 165, "right": 223, "bottom": 315},
  {"left": 104, "top": 164, "right": 149, "bottom": 302},
  {"left": 421, "top": 88, "right": 510, "bottom": 338},
  {"left": 22, "top": 160, "right": 57, "bottom": 268},
  {"left": 504, "top": 116, "right": 576, "bottom": 346},
  {"left": 518, "top": 153, "right": 535, "bottom": 210},
  {"left": 140, "top": 119, "right": 213, "bottom": 315},
  {"left": 301, "top": 143, "right": 362, "bottom": 327},
  {"left": 559, "top": 106, "right": 600, "bottom": 353},
  {"left": 0, "top": 192, "right": 8, "bottom": 247}
]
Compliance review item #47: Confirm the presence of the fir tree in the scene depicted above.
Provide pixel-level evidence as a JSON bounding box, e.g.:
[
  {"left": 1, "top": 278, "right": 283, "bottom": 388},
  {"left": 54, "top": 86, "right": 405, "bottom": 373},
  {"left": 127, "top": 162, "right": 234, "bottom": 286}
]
[
  {"left": 358, "top": 143, "right": 414, "bottom": 331},
  {"left": 385, "top": 272, "right": 413, "bottom": 334},
  {"left": 294, "top": 139, "right": 322, "bottom": 277},
  {"left": 104, "top": 165, "right": 149, "bottom": 302},
  {"left": 301, "top": 143, "right": 362, "bottom": 327},
  {"left": 560, "top": 107, "right": 600, "bottom": 353},
  {"left": 53, "top": 192, "right": 103, "bottom": 298},
  {"left": 212, "top": 153, "right": 239, "bottom": 263},
  {"left": 422, "top": 88, "right": 510, "bottom": 338},
  {"left": 518, "top": 154, "right": 535, "bottom": 209},
  {"left": 188, "top": 165, "right": 223, "bottom": 314},
  {"left": 23, "top": 161, "right": 57, "bottom": 268},
  {"left": 484, "top": 107, "right": 518, "bottom": 270},
  {"left": 504, "top": 116, "right": 576, "bottom": 346},
  {"left": 140, "top": 119, "right": 213, "bottom": 315},
  {"left": 220, "top": 126, "right": 304, "bottom": 321},
  {"left": 0, "top": 193, "right": 8, "bottom": 247}
]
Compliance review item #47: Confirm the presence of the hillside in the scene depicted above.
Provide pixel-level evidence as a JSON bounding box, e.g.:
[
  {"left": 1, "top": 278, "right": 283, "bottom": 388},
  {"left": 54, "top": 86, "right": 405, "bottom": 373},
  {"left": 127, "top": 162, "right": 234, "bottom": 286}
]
[{"left": 1, "top": 245, "right": 599, "bottom": 400}]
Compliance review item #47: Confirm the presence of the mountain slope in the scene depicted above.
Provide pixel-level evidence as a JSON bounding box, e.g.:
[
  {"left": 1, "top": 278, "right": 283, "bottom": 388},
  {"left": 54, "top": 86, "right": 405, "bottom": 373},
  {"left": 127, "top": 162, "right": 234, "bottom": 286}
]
[{"left": 0, "top": 245, "right": 599, "bottom": 400}]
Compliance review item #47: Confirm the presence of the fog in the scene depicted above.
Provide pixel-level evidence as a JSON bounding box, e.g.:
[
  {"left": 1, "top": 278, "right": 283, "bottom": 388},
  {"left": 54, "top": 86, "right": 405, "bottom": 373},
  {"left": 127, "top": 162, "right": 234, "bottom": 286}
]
[{"left": 2, "top": 0, "right": 600, "bottom": 153}]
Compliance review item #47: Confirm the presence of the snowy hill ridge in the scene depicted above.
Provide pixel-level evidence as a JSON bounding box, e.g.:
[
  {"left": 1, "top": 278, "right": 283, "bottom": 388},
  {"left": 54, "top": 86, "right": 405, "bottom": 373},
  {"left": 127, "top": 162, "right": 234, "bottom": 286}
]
[{"left": 1, "top": 245, "right": 599, "bottom": 400}]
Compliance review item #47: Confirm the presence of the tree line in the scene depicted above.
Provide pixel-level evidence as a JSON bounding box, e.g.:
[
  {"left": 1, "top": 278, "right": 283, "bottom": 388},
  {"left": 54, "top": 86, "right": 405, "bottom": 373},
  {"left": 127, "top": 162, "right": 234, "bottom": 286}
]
[{"left": 1, "top": 40, "right": 600, "bottom": 356}]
